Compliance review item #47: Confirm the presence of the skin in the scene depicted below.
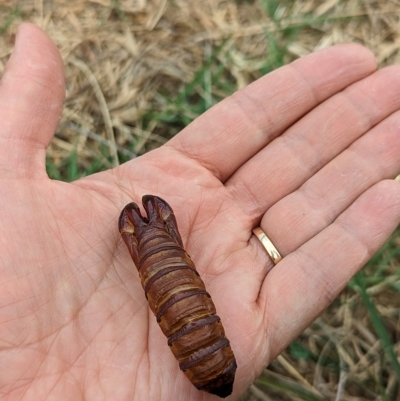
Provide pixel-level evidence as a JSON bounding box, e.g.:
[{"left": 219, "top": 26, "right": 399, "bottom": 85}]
[{"left": 1, "top": 23, "right": 400, "bottom": 401}]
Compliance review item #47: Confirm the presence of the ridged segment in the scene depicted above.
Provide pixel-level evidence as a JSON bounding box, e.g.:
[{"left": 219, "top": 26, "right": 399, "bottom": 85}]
[
  {"left": 145, "top": 259, "right": 207, "bottom": 319},
  {"left": 168, "top": 315, "right": 221, "bottom": 345},
  {"left": 140, "top": 256, "right": 194, "bottom": 284},
  {"left": 144, "top": 264, "right": 198, "bottom": 296},
  {"left": 156, "top": 289, "right": 210, "bottom": 322},
  {"left": 179, "top": 337, "right": 230, "bottom": 370},
  {"left": 138, "top": 244, "right": 183, "bottom": 269},
  {"left": 159, "top": 299, "right": 216, "bottom": 337}
]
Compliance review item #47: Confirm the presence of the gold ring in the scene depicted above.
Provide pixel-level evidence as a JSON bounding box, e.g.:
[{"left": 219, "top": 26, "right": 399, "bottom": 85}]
[{"left": 252, "top": 227, "right": 282, "bottom": 265}]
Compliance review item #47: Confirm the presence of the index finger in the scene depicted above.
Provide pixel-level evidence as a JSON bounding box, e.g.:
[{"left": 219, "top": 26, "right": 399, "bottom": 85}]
[{"left": 167, "top": 44, "right": 376, "bottom": 182}]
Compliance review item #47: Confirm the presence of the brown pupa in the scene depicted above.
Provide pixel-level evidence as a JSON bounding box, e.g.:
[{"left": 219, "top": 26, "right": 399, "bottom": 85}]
[{"left": 118, "top": 195, "right": 237, "bottom": 398}]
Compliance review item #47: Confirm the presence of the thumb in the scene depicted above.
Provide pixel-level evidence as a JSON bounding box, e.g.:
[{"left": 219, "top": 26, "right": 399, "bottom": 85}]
[{"left": 0, "top": 23, "right": 65, "bottom": 179}]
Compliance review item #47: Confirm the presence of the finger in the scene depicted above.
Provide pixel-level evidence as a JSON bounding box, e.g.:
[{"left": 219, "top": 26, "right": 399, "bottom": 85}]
[
  {"left": 258, "top": 109, "right": 400, "bottom": 255},
  {"left": 167, "top": 44, "right": 376, "bottom": 181},
  {"left": 226, "top": 65, "right": 400, "bottom": 219},
  {"left": 257, "top": 179, "right": 400, "bottom": 362},
  {"left": 0, "top": 23, "right": 65, "bottom": 179}
]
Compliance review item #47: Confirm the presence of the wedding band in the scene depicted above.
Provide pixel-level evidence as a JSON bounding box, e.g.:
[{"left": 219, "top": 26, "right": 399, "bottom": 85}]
[{"left": 252, "top": 227, "right": 282, "bottom": 264}]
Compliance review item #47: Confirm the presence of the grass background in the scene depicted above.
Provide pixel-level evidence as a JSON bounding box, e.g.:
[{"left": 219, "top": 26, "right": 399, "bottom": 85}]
[{"left": 1, "top": 0, "right": 399, "bottom": 400}]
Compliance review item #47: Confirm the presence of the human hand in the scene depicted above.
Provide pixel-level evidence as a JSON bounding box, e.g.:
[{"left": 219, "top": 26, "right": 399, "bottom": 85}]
[{"left": 1, "top": 23, "right": 400, "bottom": 401}]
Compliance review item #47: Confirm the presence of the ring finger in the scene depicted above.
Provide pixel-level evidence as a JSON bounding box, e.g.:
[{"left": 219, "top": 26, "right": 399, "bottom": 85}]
[
  {"left": 259, "top": 108, "right": 400, "bottom": 258},
  {"left": 261, "top": 104, "right": 400, "bottom": 255}
]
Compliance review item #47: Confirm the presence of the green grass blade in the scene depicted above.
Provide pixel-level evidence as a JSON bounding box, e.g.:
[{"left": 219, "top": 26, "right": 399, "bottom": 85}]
[
  {"left": 46, "top": 157, "right": 62, "bottom": 181},
  {"left": 257, "top": 369, "right": 325, "bottom": 401},
  {"left": 0, "top": 5, "right": 20, "bottom": 36},
  {"left": 353, "top": 271, "right": 400, "bottom": 383},
  {"left": 174, "top": 37, "right": 230, "bottom": 106},
  {"left": 66, "top": 150, "right": 79, "bottom": 182}
]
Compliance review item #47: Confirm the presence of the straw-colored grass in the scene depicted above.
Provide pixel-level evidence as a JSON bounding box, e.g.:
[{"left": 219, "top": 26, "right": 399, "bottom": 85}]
[{"left": 1, "top": 1, "right": 399, "bottom": 400}]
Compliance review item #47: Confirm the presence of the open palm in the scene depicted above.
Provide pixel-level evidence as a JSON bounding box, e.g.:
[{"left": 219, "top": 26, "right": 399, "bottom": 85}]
[{"left": 1, "top": 24, "right": 400, "bottom": 401}]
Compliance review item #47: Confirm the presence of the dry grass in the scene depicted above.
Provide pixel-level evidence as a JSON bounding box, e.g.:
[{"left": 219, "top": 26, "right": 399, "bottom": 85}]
[{"left": 1, "top": 0, "right": 400, "bottom": 400}]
